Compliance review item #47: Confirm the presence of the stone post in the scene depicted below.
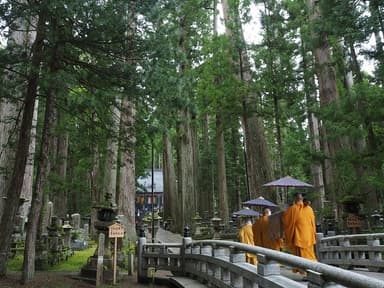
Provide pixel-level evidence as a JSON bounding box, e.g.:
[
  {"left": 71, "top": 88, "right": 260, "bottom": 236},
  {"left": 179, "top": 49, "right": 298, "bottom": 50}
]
[
  {"left": 368, "top": 236, "right": 382, "bottom": 272},
  {"left": 257, "top": 254, "right": 280, "bottom": 277},
  {"left": 306, "top": 270, "right": 340, "bottom": 288},
  {"left": 181, "top": 226, "right": 192, "bottom": 276},
  {"left": 316, "top": 232, "right": 323, "bottom": 261},
  {"left": 213, "top": 245, "right": 226, "bottom": 280},
  {"left": 137, "top": 226, "right": 147, "bottom": 283},
  {"left": 229, "top": 247, "right": 245, "bottom": 288},
  {"left": 200, "top": 244, "right": 212, "bottom": 274},
  {"left": 96, "top": 233, "right": 105, "bottom": 286},
  {"left": 339, "top": 237, "right": 352, "bottom": 269}
]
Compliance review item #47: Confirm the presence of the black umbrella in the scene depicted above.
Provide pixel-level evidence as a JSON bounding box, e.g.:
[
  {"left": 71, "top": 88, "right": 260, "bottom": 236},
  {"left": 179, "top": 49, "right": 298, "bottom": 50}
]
[
  {"left": 262, "top": 176, "right": 313, "bottom": 188},
  {"left": 242, "top": 196, "right": 277, "bottom": 208},
  {"left": 232, "top": 208, "right": 260, "bottom": 217}
]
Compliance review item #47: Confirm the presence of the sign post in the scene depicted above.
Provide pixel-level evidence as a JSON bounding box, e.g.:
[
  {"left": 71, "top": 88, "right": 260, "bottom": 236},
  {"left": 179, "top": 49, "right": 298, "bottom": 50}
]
[{"left": 109, "top": 223, "right": 125, "bottom": 285}]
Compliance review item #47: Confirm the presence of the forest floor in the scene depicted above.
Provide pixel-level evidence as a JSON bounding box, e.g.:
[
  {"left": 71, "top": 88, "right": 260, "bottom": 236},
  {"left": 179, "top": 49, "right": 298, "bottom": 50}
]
[{"left": 0, "top": 271, "right": 169, "bottom": 288}]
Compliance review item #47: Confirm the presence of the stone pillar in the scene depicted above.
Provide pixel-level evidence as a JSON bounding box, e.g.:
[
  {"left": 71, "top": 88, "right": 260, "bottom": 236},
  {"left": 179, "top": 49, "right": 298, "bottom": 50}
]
[
  {"left": 230, "top": 247, "right": 245, "bottom": 288},
  {"left": 181, "top": 226, "right": 192, "bottom": 276},
  {"left": 316, "top": 232, "right": 323, "bottom": 261},
  {"left": 257, "top": 254, "right": 280, "bottom": 277},
  {"left": 137, "top": 227, "right": 147, "bottom": 283},
  {"left": 213, "top": 246, "right": 226, "bottom": 280},
  {"left": 339, "top": 237, "right": 352, "bottom": 269},
  {"left": 306, "top": 270, "right": 340, "bottom": 288},
  {"left": 368, "top": 236, "right": 382, "bottom": 272}
]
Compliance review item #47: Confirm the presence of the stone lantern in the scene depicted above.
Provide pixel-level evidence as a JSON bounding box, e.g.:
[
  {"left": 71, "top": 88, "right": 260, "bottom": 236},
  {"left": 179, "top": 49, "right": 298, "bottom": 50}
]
[
  {"left": 81, "top": 193, "right": 117, "bottom": 284},
  {"left": 62, "top": 221, "right": 73, "bottom": 252},
  {"left": 152, "top": 209, "right": 162, "bottom": 239},
  {"left": 193, "top": 213, "right": 203, "bottom": 236},
  {"left": 211, "top": 214, "right": 222, "bottom": 239}
]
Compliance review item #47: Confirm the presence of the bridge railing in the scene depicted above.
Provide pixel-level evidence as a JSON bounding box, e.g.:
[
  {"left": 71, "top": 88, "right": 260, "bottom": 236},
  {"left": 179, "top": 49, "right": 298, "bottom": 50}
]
[
  {"left": 137, "top": 231, "right": 384, "bottom": 288},
  {"left": 317, "top": 232, "right": 384, "bottom": 272}
]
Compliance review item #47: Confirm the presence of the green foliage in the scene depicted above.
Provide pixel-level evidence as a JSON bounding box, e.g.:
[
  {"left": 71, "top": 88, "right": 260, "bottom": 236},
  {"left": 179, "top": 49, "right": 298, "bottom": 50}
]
[
  {"left": 47, "top": 248, "right": 95, "bottom": 271},
  {"left": 7, "top": 246, "right": 95, "bottom": 272}
]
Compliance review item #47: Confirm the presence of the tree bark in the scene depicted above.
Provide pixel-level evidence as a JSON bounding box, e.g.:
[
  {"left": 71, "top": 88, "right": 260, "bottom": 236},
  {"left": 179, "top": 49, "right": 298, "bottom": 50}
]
[
  {"left": 176, "top": 109, "right": 197, "bottom": 232},
  {"left": 22, "top": 48, "right": 57, "bottom": 282},
  {"left": 0, "top": 8, "right": 37, "bottom": 220},
  {"left": 198, "top": 113, "right": 214, "bottom": 218},
  {"left": 216, "top": 113, "right": 229, "bottom": 223},
  {"left": 221, "top": 0, "right": 274, "bottom": 202},
  {"left": 52, "top": 109, "right": 69, "bottom": 219},
  {"left": 163, "top": 133, "right": 178, "bottom": 231},
  {"left": 103, "top": 102, "right": 120, "bottom": 205},
  {"left": 307, "top": 0, "right": 347, "bottom": 214},
  {"left": 118, "top": 99, "right": 137, "bottom": 240},
  {"left": 0, "top": 8, "right": 45, "bottom": 276}
]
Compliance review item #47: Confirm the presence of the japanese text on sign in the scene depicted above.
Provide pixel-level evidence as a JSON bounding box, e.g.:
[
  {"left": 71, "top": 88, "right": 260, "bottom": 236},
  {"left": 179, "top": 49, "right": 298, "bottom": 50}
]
[{"left": 109, "top": 223, "right": 124, "bottom": 238}]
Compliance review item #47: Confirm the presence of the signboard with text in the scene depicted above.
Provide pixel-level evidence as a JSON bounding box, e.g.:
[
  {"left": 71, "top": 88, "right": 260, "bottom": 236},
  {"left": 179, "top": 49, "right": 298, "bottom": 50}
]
[
  {"left": 346, "top": 214, "right": 362, "bottom": 229},
  {"left": 109, "top": 223, "right": 125, "bottom": 238}
]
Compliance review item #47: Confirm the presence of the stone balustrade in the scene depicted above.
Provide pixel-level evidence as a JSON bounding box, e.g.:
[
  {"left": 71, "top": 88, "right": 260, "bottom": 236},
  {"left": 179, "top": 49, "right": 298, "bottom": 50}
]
[
  {"left": 317, "top": 232, "right": 384, "bottom": 272},
  {"left": 137, "top": 231, "right": 384, "bottom": 288}
]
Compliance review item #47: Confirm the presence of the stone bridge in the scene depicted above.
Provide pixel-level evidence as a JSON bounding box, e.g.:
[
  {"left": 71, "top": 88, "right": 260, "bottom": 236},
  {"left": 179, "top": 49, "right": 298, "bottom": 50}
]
[{"left": 136, "top": 228, "right": 384, "bottom": 288}]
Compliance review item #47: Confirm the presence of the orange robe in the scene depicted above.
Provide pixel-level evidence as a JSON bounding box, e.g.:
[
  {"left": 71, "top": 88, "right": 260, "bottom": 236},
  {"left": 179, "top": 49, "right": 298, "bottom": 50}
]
[
  {"left": 282, "top": 200, "right": 317, "bottom": 261},
  {"left": 239, "top": 224, "right": 257, "bottom": 264},
  {"left": 253, "top": 215, "right": 282, "bottom": 251}
]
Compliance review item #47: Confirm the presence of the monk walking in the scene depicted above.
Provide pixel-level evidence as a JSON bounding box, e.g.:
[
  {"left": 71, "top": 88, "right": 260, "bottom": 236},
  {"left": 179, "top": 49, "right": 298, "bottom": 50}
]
[
  {"left": 253, "top": 207, "right": 283, "bottom": 251},
  {"left": 283, "top": 192, "right": 317, "bottom": 273},
  {"left": 239, "top": 217, "right": 257, "bottom": 264}
]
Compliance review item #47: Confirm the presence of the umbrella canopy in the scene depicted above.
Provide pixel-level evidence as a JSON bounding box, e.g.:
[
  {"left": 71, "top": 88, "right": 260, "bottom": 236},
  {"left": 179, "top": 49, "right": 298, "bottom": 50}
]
[
  {"left": 242, "top": 196, "right": 277, "bottom": 208},
  {"left": 232, "top": 208, "right": 260, "bottom": 217},
  {"left": 262, "top": 176, "right": 313, "bottom": 188}
]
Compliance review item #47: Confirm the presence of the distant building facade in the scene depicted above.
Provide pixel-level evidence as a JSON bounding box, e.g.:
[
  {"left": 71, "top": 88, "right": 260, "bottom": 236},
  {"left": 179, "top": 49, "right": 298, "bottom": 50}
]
[{"left": 136, "top": 169, "right": 164, "bottom": 217}]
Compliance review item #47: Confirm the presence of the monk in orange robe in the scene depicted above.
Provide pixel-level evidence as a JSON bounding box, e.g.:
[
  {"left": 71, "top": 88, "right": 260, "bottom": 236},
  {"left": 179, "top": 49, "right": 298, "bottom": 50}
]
[
  {"left": 239, "top": 218, "right": 257, "bottom": 264},
  {"left": 283, "top": 193, "right": 317, "bottom": 273},
  {"left": 253, "top": 207, "right": 283, "bottom": 251}
]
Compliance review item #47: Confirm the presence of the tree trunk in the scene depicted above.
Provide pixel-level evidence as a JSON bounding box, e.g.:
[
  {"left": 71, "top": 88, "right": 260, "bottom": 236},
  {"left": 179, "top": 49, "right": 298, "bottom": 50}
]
[
  {"left": 118, "top": 99, "right": 137, "bottom": 240},
  {"left": 198, "top": 113, "right": 214, "bottom": 218},
  {"left": 174, "top": 7, "right": 198, "bottom": 232},
  {"left": 22, "top": 49, "right": 57, "bottom": 282},
  {"left": 117, "top": 0, "right": 137, "bottom": 240},
  {"left": 19, "top": 99, "right": 39, "bottom": 219},
  {"left": 216, "top": 113, "right": 229, "bottom": 223},
  {"left": 0, "top": 9, "right": 45, "bottom": 276},
  {"left": 0, "top": 8, "right": 37, "bottom": 221},
  {"left": 162, "top": 133, "right": 178, "bottom": 231},
  {"left": 52, "top": 109, "right": 69, "bottom": 219},
  {"left": 90, "top": 140, "right": 100, "bottom": 237},
  {"left": 103, "top": 102, "right": 120, "bottom": 205},
  {"left": 176, "top": 109, "right": 197, "bottom": 232},
  {"left": 308, "top": 0, "right": 350, "bottom": 216},
  {"left": 221, "top": 0, "right": 274, "bottom": 201},
  {"left": 300, "top": 27, "right": 325, "bottom": 211}
]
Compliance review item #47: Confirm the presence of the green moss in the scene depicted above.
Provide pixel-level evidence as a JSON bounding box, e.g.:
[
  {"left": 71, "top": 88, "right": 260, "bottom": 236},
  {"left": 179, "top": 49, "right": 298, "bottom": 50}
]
[
  {"left": 7, "top": 254, "right": 23, "bottom": 271},
  {"left": 47, "top": 247, "right": 95, "bottom": 271},
  {"left": 7, "top": 246, "right": 96, "bottom": 272}
]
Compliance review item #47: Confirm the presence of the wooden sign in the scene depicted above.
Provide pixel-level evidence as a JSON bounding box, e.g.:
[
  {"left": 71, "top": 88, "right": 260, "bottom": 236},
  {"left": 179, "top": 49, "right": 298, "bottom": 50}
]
[
  {"left": 109, "top": 223, "right": 125, "bottom": 285},
  {"left": 346, "top": 214, "right": 362, "bottom": 228},
  {"left": 109, "top": 223, "right": 124, "bottom": 238}
]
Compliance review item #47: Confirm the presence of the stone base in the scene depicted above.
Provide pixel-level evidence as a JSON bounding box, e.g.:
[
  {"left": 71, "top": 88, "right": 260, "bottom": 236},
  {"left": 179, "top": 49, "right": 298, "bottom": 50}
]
[{"left": 80, "top": 256, "right": 117, "bottom": 284}]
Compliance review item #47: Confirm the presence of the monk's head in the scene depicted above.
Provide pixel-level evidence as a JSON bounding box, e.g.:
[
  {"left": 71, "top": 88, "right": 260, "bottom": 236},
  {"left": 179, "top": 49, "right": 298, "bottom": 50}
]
[
  {"left": 294, "top": 192, "right": 304, "bottom": 202},
  {"left": 263, "top": 207, "right": 271, "bottom": 216}
]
